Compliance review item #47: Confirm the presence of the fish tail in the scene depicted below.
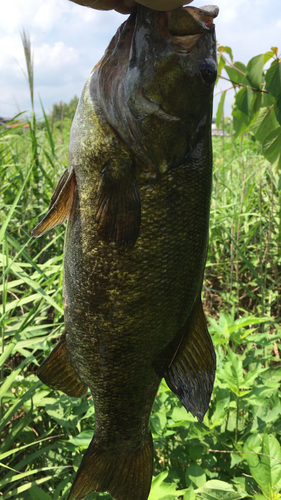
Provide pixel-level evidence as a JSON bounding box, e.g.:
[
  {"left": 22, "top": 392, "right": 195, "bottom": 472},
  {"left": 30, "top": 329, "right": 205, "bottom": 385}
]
[{"left": 68, "top": 433, "right": 154, "bottom": 500}]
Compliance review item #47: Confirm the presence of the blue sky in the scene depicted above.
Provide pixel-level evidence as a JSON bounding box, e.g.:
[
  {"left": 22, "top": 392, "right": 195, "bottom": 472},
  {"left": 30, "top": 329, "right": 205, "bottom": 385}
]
[{"left": 1, "top": 0, "right": 280, "bottom": 119}]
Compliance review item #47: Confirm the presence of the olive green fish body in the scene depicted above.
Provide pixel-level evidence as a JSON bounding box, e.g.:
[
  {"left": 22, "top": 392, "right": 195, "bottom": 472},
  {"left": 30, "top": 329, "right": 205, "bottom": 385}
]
[{"left": 33, "top": 5, "right": 218, "bottom": 500}]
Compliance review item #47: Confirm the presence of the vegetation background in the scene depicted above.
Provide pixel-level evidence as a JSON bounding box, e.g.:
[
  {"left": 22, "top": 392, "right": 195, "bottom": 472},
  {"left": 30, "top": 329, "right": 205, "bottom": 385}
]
[{"left": 0, "top": 35, "right": 281, "bottom": 500}]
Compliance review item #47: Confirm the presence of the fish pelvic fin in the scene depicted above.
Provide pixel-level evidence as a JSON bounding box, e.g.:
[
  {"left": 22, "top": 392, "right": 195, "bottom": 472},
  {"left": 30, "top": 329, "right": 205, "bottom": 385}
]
[
  {"left": 37, "top": 331, "right": 87, "bottom": 398},
  {"left": 68, "top": 433, "right": 154, "bottom": 500},
  {"left": 165, "top": 300, "right": 216, "bottom": 423},
  {"left": 32, "top": 167, "right": 76, "bottom": 237},
  {"left": 95, "top": 163, "right": 141, "bottom": 250}
]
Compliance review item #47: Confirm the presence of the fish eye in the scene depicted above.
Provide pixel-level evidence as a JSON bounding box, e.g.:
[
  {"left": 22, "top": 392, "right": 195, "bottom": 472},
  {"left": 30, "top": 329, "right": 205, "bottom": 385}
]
[{"left": 200, "top": 60, "right": 217, "bottom": 85}]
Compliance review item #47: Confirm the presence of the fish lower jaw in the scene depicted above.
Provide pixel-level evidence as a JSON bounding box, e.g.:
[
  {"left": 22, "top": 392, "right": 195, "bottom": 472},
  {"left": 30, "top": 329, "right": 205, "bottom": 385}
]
[{"left": 171, "top": 33, "right": 205, "bottom": 53}]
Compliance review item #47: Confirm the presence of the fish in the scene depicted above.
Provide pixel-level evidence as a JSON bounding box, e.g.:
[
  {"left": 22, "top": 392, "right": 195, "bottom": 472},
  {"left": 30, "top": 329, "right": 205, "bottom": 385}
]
[{"left": 32, "top": 4, "right": 218, "bottom": 500}]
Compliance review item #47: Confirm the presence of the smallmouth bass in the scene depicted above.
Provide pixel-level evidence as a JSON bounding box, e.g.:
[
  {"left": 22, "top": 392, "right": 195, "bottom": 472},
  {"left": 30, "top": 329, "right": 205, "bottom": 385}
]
[{"left": 32, "top": 4, "right": 219, "bottom": 500}]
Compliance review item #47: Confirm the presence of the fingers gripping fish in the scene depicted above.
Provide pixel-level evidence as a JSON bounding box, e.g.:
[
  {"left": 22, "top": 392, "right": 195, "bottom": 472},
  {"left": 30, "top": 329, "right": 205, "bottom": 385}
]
[{"left": 32, "top": 4, "right": 219, "bottom": 500}]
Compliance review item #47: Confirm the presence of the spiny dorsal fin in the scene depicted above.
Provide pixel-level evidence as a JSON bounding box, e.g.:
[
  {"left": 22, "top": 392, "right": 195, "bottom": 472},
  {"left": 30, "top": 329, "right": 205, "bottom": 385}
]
[
  {"left": 165, "top": 300, "right": 216, "bottom": 423},
  {"left": 37, "top": 330, "right": 87, "bottom": 398},
  {"left": 32, "top": 167, "right": 76, "bottom": 237},
  {"left": 95, "top": 167, "right": 141, "bottom": 250}
]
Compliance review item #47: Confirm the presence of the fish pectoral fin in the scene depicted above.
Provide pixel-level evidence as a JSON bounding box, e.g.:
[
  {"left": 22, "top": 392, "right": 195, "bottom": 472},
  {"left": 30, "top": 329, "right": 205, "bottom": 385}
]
[
  {"left": 48, "top": 168, "right": 69, "bottom": 210},
  {"left": 37, "top": 331, "right": 87, "bottom": 398},
  {"left": 32, "top": 167, "right": 76, "bottom": 237},
  {"left": 95, "top": 165, "right": 141, "bottom": 249},
  {"left": 68, "top": 433, "right": 154, "bottom": 500},
  {"left": 165, "top": 300, "right": 216, "bottom": 423}
]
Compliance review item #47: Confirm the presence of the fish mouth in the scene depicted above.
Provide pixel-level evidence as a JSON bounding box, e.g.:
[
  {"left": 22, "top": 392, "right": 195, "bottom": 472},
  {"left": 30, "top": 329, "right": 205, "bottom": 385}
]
[
  {"left": 167, "top": 4, "right": 219, "bottom": 50},
  {"left": 168, "top": 5, "right": 219, "bottom": 36}
]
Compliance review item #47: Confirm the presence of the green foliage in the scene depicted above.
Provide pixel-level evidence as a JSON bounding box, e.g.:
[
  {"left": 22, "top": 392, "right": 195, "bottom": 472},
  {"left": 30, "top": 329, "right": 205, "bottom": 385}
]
[
  {"left": 0, "top": 39, "right": 280, "bottom": 500},
  {"left": 49, "top": 96, "right": 79, "bottom": 134},
  {"left": 216, "top": 46, "right": 281, "bottom": 172}
]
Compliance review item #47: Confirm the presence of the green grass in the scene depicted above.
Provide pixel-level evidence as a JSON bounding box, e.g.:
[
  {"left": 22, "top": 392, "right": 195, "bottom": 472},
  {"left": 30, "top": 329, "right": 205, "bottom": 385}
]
[{"left": 0, "top": 104, "right": 280, "bottom": 500}]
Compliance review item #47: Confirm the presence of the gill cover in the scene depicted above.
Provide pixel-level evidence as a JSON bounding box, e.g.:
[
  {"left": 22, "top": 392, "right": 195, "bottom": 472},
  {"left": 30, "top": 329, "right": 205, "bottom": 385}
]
[{"left": 95, "top": 4, "right": 218, "bottom": 170}]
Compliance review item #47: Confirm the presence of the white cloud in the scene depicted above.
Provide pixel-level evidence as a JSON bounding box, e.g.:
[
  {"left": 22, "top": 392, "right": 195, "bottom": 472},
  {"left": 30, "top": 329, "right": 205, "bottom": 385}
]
[
  {"left": 34, "top": 1, "right": 65, "bottom": 31},
  {"left": 35, "top": 42, "right": 80, "bottom": 75}
]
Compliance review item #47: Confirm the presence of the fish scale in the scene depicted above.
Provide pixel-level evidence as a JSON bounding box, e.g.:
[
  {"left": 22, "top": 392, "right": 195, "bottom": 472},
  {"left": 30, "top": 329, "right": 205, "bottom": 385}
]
[{"left": 32, "top": 4, "right": 218, "bottom": 500}]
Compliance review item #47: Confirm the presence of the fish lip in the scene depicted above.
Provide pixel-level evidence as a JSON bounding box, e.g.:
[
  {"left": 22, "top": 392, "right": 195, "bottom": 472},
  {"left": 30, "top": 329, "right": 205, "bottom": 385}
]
[
  {"left": 164, "top": 5, "right": 219, "bottom": 52},
  {"left": 168, "top": 5, "right": 219, "bottom": 38}
]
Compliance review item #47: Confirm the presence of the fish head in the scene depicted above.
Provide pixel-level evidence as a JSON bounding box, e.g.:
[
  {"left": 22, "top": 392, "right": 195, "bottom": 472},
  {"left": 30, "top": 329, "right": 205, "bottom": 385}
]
[{"left": 94, "top": 3, "right": 219, "bottom": 171}]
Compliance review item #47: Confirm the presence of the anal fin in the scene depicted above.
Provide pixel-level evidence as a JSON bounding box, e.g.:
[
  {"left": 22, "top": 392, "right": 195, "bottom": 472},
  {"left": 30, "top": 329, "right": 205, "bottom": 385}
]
[
  {"left": 165, "top": 300, "right": 216, "bottom": 423},
  {"left": 32, "top": 167, "right": 76, "bottom": 237},
  {"left": 37, "top": 331, "right": 87, "bottom": 398},
  {"left": 68, "top": 433, "right": 154, "bottom": 500}
]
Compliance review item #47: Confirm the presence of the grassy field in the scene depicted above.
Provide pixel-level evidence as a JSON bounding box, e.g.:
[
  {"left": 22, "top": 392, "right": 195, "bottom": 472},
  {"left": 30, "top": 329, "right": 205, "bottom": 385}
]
[{"left": 0, "top": 109, "right": 280, "bottom": 500}]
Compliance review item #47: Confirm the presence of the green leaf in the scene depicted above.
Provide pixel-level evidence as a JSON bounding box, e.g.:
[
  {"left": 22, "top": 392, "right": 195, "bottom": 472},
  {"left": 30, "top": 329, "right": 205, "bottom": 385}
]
[
  {"left": 230, "top": 453, "right": 243, "bottom": 468},
  {"left": 0, "top": 355, "right": 33, "bottom": 399},
  {"left": 0, "top": 258, "right": 63, "bottom": 315},
  {"left": 68, "top": 431, "right": 92, "bottom": 448},
  {"left": 189, "top": 445, "right": 204, "bottom": 461},
  {"left": 0, "top": 466, "right": 68, "bottom": 488},
  {"left": 243, "top": 368, "right": 263, "bottom": 388},
  {"left": 216, "top": 91, "right": 226, "bottom": 128},
  {"left": 151, "top": 410, "right": 167, "bottom": 434},
  {"left": 261, "top": 91, "right": 276, "bottom": 107},
  {"left": 251, "top": 106, "right": 278, "bottom": 143},
  {"left": 148, "top": 471, "right": 187, "bottom": 500},
  {"left": 235, "top": 87, "right": 254, "bottom": 117},
  {"left": 217, "top": 54, "right": 226, "bottom": 77},
  {"left": 246, "top": 54, "right": 265, "bottom": 89},
  {"left": 0, "top": 341, "right": 17, "bottom": 367},
  {"left": 227, "top": 348, "right": 243, "bottom": 387},
  {"left": 218, "top": 46, "right": 233, "bottom": 62},
  {"left": 196, "top": 479, "right": 248, "bottom": 499},
  {"left": 232, "top": 105, "right": 251, "bottom": 137},
  {"left": 262, "top": 126, "right": 281, "bottom": 165},
  {"left": 0, "top": 381, "right": 40, "bottom": 434},
  {"left": 265, "top": 60, "right": 281, "bottom": 100},
  {"left": 0, "top": 165, "right": 32, "bottom": 243},
  {"left": 185, "top": 464, "right": 206, "bottom": 488},
  {"left": 183, "top": 486, "right": 195, "bottom": 500},
  {"left": 251, "top": 92, "right": 262, "bottom": 115},
  {"left": 225, "top": 62, "right": 248, "bottom": 87},
  {"left": 266, "top": 60, "right": 281, "bottom": 124},
  {"left": 29, "top": 485, "right": 53, "bottom": 500},
  {"left": 210, "top": 398, "right": 229, "bottom": 427},
  {"left": 0, "top": 436, "right": 61, "bottom": 462},
  {"left": 4, "top": 476, "right": 54, "bottom": 498},
  {"left": 246, "top": 434, "right": 281, "bottom": 495}
]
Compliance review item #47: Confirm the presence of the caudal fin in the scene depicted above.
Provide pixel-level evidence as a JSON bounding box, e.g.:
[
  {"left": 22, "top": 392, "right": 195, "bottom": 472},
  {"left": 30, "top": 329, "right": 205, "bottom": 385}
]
[{"left": 68, "top": 433, "right": 154, "bottom": 500}]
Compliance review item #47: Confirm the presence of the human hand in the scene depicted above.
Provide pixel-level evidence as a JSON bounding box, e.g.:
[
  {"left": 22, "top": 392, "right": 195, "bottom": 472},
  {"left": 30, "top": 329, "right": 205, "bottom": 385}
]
[{"left": 69, "top": 0, "right": 192, "bottom": 15}]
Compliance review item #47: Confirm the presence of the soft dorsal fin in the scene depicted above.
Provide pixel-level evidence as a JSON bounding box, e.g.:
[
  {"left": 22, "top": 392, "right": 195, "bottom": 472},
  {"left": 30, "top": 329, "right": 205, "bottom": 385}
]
[{"left": 32, "top": 167, "right": 76, "bottom": 237}]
